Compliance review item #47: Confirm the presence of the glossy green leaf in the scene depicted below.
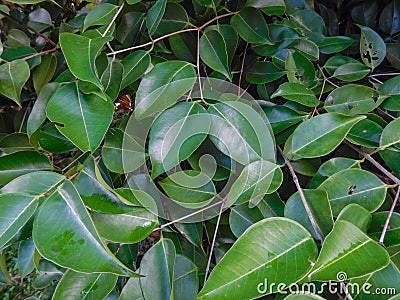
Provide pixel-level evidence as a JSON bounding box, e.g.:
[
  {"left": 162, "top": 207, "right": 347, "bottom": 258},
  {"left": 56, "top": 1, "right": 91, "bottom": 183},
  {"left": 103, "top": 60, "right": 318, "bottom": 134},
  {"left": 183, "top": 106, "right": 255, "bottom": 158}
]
[
  {"left": 146, "top": 0, "right": 167, "bottom": 36},
  {"left": 27, "top": 8, "right": 51, "bottom": 33},
  {"left": 17, "top": 238, "right": 36, "bottom": 278},
  {"left": 198, "top": 218, "right": 317, "bottom": 299},
  {"left": 0, "top": 151, "right": 52, "bottom": 185},
  {"left": 347, "top": 118, "right": 382, "bottom": 148},
  {"left": 101, "top": 60, "right": 123, "bottom": 101},
  {"left": 284, "top": 189, "right": 333, "bottom": 239},
  {"left": 263, "top": 105, "right": 306, "bottom": 134},
  {"left": 246, "top": 61, "right": 286, "bottom": 84},
  {"left": 369, "top": 212, "right": 400, "bottom": 247},
  {"left": 272, "top": 82, "right": 319, "bottom": 107},
  {"left": 380, "top": 118, "right": 400, "bottom": 149},
  {"left": 134, "top": 60, "right": 196, "bottom": 119},
  {"left": 46, "top": 82, "right": 114, "bottom": 152},
  {"left": 83, "top": 3, "right": 118, "bottom": 31},
  {"left": 0, "top": 133, "right": 33, "bottom": 154},
  {"left": 33, "top": 180, "right": 136, "bottom": 276},
  {"left": 92, "top": 207, "right": 157, "bottom": 243},
  {"left": 308, "top": 220, "right": 390, "bottom": 281},
  {"left": 173, "top": 254, "right": 198, "bottom": 300},
  {"left": 291, "top": 113, "right": 365, "bottom": 158},
  {"left": 37, "top": 123, "right": 76, "bottom": 154},
  {"left": 0, "top": 59, "right": 30, "bottom": 107},
  {"left": 324, "top": 84, "right": 380, "bottom": 116},
  {"left": 291, "top": 38, "right": 319, "bottom": 61},
  {"left": 157, "top": 3, "right": 189, "bottom": 35},
  {"left": 337, "top": 204, "right": 372, "bottom": 232},
  {"left": 317, "top": 36, "right": 354, "bottom": 54},
  {"left": 0, "top": 193, "right": 38, "bottom": 249},
  {"left": 291, "top": 9, "right": 326, "bottom": 35},
  {"left": 32, "top": 54, "right": 57, "bottom": 94},
  {"left": 246, "top": 0, "right": 286, "bottom": 15},
  {"left": 208, "top": 101, "right": 275, "bottom": 165},
  {"left": 359, "top": 25, "right": 386, "bottom": 69},
  {"left": 200, "top": 30, "right": 230, "bottom": 79},
  {"left": 231, "top": 7, "right": 272, "bottom": 44},
  {"left": 53, "top": 270, "right": 118, "bottom": 300},
  {"left": 59, "top": 33, "right": 112, "bottom": 88},
  {"left": 318, "top": 169, "right": 387, "bottom": 216},
  {"left": 121, "top": 50, "right": 151, "bottom": 89},
  {"left": 332, "top": 62, "right": 370, "bottom": 82},
  {"left": 149, "top": 102, "right": 210, "bottom": 178}
]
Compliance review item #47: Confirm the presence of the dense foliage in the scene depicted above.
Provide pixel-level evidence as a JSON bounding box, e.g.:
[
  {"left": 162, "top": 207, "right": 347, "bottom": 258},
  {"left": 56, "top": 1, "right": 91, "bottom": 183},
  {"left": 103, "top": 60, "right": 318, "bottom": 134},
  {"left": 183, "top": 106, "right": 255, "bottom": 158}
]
[{"left": 0, "top": 0, "right": 400, "bottom": 299}]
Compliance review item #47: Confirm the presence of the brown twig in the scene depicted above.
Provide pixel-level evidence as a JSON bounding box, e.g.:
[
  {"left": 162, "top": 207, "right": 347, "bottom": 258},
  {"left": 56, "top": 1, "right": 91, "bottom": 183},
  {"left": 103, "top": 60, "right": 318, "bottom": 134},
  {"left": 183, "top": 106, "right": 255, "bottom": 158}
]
[
  {"left": 102, "top": 2, "right": 125, "bottom": 37},
  {"left": 22, "top": 47, "right": 58, "bottom": 61},
  {"left": 278, "top": 147, "right": 323, "bottom": 243},
  {"left": 379, "top": 186, "right": 400, "bottom": 245}
]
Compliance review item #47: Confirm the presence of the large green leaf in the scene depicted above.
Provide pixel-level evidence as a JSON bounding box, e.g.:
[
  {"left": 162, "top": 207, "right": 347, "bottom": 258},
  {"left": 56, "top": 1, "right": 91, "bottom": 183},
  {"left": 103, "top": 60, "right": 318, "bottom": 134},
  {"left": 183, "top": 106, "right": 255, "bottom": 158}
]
[
  {"left": 359, "top": 25, "right": 386, "bottom": 69},
  {"left": 208, "top": 101, "right": 275, "bottom": 165},
  {"left": 53, "top": 270, "right": 118, "bottom": 300},
  {"left": 380, "top": 118, "right": 400, "bottom": 150},
  {"left": 121, "top": 50, "right": 151, "bottom": 89},
  {"left": 173, "top": 254, "right": 198, "bottom": 300},
  {"left": 83, "top": 3, "right": 118, "bottom": 31},
  {"left": 231, "top": 7, "right": 272, "bottom": 44},
  {"left": 0, "top": 59, "right": 30, "bottom": 107},
  {"left": 46, "top": 82, "right": 114, "bottom": 152},
  {"left": 134, "top": 60, "right": 196, "bottom": 119},
  {"left": 198, "top": 218, "right": 318, "bottom": 299},
  {"left": 291, "top": 113, "right": 365, "bottom": 158},
  {"left": 146, "top": 0, "right": 167, "bottom": 36},
  {"left": 200, "top": 29, "right": 230, "bottom": 79},
  {"left": 91, "top": 207, "right": 157, "bottom": 243},
  {"left": 284, "top": 189, "right": 333, "bottom": 239},
  {"left": 318, "top": 169, "right": 387, "bottom": 216},
  {"left": 308, "top": 220, "right": 390, "bottom": 281},
  {"left": 0, "top": 151, "right": 52, "bottom": 185},
  {"left": 149, "top": 102, "right": 210, "bottom": 178},
  {"left": 33, "top": 180, "right": 136, "bottom": 276},
  {"left": 332, "top": 62, "right": 370, "bottom": 82},
  {"left": 324, "top": 84, "right": 380, "bottom": 116},
  {"left": 0, "top": 193, "right": 38, "bottom": 249},
  {"left": 271, "top": 82, "right": 319, "bottom": 107},
  {"left": 59, "top": 33, "right": 112, "bottom": 88}
]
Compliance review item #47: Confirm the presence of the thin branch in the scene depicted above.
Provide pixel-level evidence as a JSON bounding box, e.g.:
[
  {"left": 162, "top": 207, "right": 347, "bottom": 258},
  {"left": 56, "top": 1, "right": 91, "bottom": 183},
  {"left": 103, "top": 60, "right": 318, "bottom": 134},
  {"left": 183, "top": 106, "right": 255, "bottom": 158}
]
[
  {"left": 107, "top": 11, "right": 237, "bottom": 56},
  {"left": 344, "top": 140, "right": 400, "bottom": 185},
  {"left": 62, "top": 151, "right": 86, "bottom": 172},
  {"left": 196, "top": 29, "right": 204, "bottom": 100},
  {"left": 278, "top": 147, "right": 323, "bottom": 243},
  {"left": 370, "top": 72, "right": 400, "bottom": 77},
  {"left": 22, "top": 47, "right": 58, "bottom": 61},
  {"left": 204, "top": 200, "right": 225, "bottom": 283},
  {"left": 238, "top": 42, "right": 248, "bottom": 97},
  {"left": 19, "top": 101, "right": 31, "bottom": 132},
  {"left": 152, "top": 199, "right": 224, "bottom": 232},
  {"left": 341, "top": 282, "right": 354, "bottom": 300},
  {"left": 102, "top": 2, "right": 125, "bottom": 37},
  {"left": 377, "top": 108, "right": 396, "bottom": 120},
  {"left": 379, "top": 186, "right": 400, "bottom": 245},
  {"left": 317, "top": 64, "right": 339, "bottom": 88},
  {"left": 370, "top": 76, "right": 383, "bottom": 84},
  {"left": 0, "top": 10, "right": 57, "bottom": 47}
]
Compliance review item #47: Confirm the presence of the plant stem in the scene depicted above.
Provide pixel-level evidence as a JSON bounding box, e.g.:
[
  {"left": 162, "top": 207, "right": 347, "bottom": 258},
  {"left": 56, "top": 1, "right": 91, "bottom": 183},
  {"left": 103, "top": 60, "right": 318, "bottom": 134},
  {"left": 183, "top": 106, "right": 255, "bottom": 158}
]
[
  {"left": 62, "top": 151, "right": 86, "bottom": 172},
  {"left": 102, "top": 2, "right": 125, "bottom": 37},
  {"left": 370, "top": 72, "right": 400, "bottom": 77},
  {"left": 278, "top": 147, "right": 323, "bottom": 243},
  {"left": 379, "top": 186, "right": 400, "bottom": 245},
  {"left": 22, "top": 47, "right": 58, "bottom": 61}
]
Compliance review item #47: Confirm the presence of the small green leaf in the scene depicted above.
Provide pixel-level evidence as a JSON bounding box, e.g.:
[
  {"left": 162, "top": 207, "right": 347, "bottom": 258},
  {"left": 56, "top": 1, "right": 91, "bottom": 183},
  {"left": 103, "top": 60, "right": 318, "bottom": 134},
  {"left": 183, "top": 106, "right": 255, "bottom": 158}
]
[
  {"left": 337, "top": 204, "right": 371, "bottom": 232},
  {"left": 200, "top": 29, "right": 230, "bottom": 79},
  {"left": 271, "top": 82, "right": 319, "bottom": 107},
  {"left": 246, "top": 61, "right": 286, "bottom": 84},
  {"left": 246, "top": 0, "right": 286, "bottom": 15},
  {"left": 317, "top": 36, "right": 354, "bottom": 54},
  {"left": 101, "top": 60, "right": 123, "bottom": 101},
  {"left": 32, "top": 54, "right": 57, "bottom": 94},
  {"left": 146, "top": 0, "right": 167, "bottom": 36},
  {"left": 17, "top": 238, "right": 36, "bottom": 279},
  {"left": 83, "top": 3, "right": 118, "bottom": 31},
  {"left": 359, "top": 25, "right": 386, "bottom": 69},
  {"left": 332, "top": 62, "right": 370, "bottom": 82},
  {"left": 121, "top": 50, "right": 151, "bottom": 89},
  {"left": 0, "top": 59, "right": 30, "bottom": 107},
  {"left": 380, "top": 118, "right": 400, "bottom": 149}
]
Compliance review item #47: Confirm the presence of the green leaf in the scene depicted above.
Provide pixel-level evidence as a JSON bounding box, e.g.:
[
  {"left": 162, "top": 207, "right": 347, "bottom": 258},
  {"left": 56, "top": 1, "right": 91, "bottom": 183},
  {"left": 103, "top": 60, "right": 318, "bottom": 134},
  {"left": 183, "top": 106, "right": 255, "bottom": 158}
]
[
  {"left": 198, "top": 218, "right": 317, "bottom": 299},
  {"left": 369, "top": 212, "right": 400, "bottom": 247},
  {"left": 324, "top": 84, "right": 380, "bottom": 115},
  {"left": 337, "top": 204, "right": 372, "bottom": 232},
  {"left": 231, "top": 7, "right": 272, "bottom": 44},
  {"left": 159, "top": 170, "right": 216, "bottom": 209},
  {"left": 83, "top": 3, "right": 118, "bottom": 31},
  {"left": 17, "top": 238, "right": 36, "bottom": 279},
  {"left": 121, "top": 50, "right": 151, "bottom": 89},
  {"left": 46, "top": 82, "right": 114, "bottom": 152},
  {"left": 101, "top": 60, "right": 123, "bottom": 101},
  {"left": 53, "top": 270, "right": 118, "bottom": 300},
  {"left": 291, "top": 113, "right": 365, "bottom": 158},
  {"left": 28, "top": 8, "right": 51, "bottom": 32},
  {"left": 33, "top": 180, "right": 136, "bottom": 276},
  {"left": 102, "top": 128, "right": 145, "bottom": 174},
  {"left": 173, "top": 254, "right": 198, "bottom": 300},
  {"left": 0, "top": 59, "right": 30, "bottom": 107},
  {"left": 271, "top": 82, "right": 319, "bottom": 107},
  {"left": 246, "top": 0, "right": 286, "bottom": 15},
  {"left": 380, "top": 118, "right": 400, "bottom": 149},
  {"left": 318, "top": 169, "right": 387, "bottom": 216},
  {"left": 290, "top": 9, "right": 326, "bottom": 35},
  {"left": 0, "top": 193, "right": 38, "bottom": 249},
  {"left": 134, "top": 60, "right": 196, "bottom": 119},
  {"left": 263, "top": 105, "right": 306, "bottom": 134},
  {"left": 149, "top": 102, "right": 210, "bottom": 178},
  {"left": 0, "top": 133, "right": 33, "bottom": 154},
  {"left": 347, "top": 118, "right": 383, "bottom": 148},
  {"left": 229, "top": 193, "right": 284, "bottom": 237},
  {"left": 200, "top": 29, "right": 230, "bottom": 79},
  {"left": 37, "top": 123, "right": 76, "bottom": 154},
  {"left": 59, "top": 33, "right": 112, "bottom": 89},
  {"left": 0, "top": 151, "right": 52, "bottom": 185},
  {"left": 0, "top": 171, "right": 64, "bottom": 196},
  {"left": 146, "top": 0, "right": 167, "bottom": 36},
  {"left": 32, "top": 54, "right": 57, "bottom": 94},
  {"left": 284, "top": 189, "right": 333, "bottom": 239},
  {"left": 92, "top": 207, "right": 157, "bottom": 243},
  {"left": 359, "top": 25, "right": 386, "bottom": 69},
  {"left": 226, "top": 160, "right": 279, "bottom": 207},
  {"left": 156, "top": 3, "right": 189, "bottom": 36},
  {"left": 332, "top": 62, "right": 370, "bottom": 82},
  {"left": 208, "top": 101, "right": 275, "bottom": 165},
  {"left": 308, "top": 220, "right": 390, "bottom": 281},
  {"left": 317, "top": 36, "right": 354, "bottom": 54},
  {"left": 291, "top": 38, "right": 319, "bottom": 61},
  {"left": 246, "top": 61, "right": 286, "bottom": 84}
]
